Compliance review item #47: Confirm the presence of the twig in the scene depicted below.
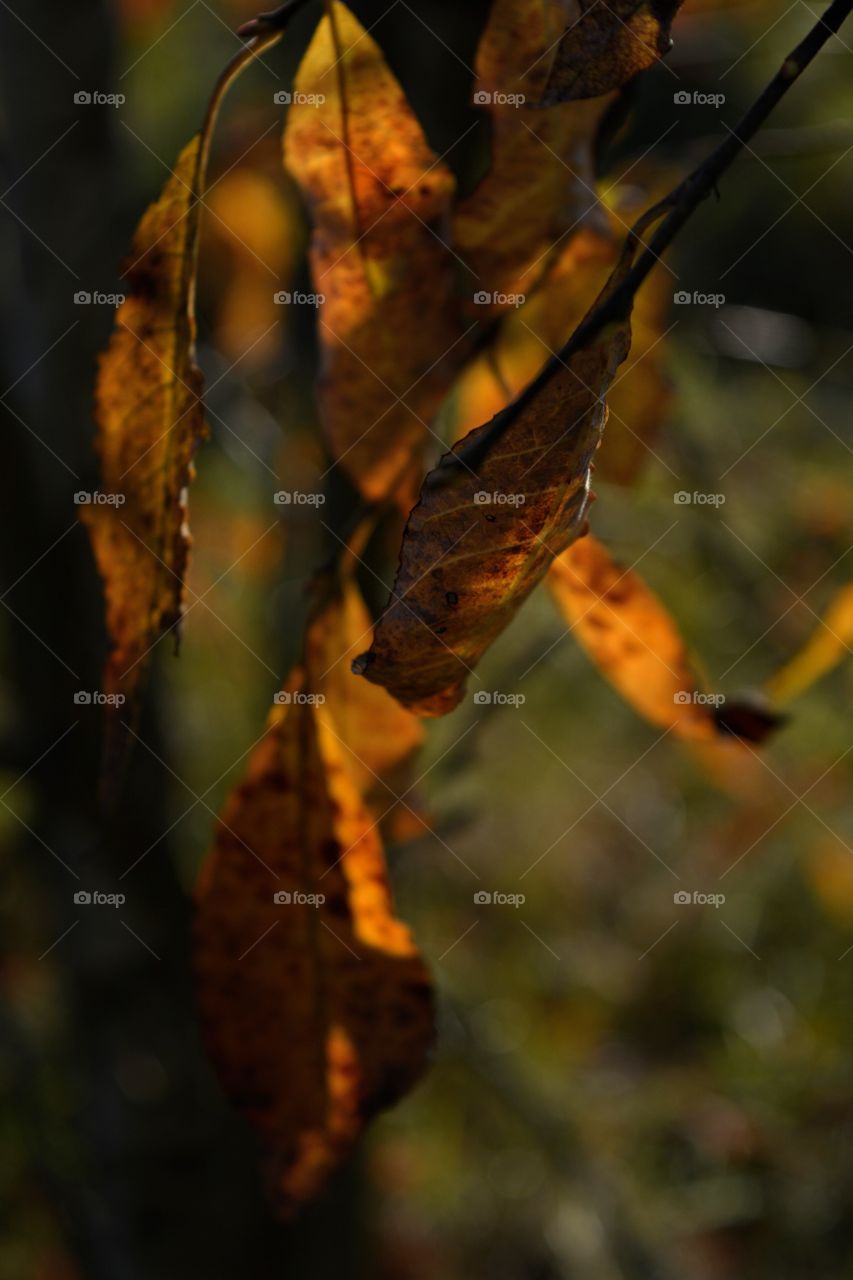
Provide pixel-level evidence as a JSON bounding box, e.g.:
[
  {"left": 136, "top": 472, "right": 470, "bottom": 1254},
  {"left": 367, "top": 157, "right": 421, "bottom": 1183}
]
[
  {"left": 237, "top": 0, "right": 314, "bottom": 38},
  {"left": 454, "top": 0, "right": 853, "bottom": 476}
]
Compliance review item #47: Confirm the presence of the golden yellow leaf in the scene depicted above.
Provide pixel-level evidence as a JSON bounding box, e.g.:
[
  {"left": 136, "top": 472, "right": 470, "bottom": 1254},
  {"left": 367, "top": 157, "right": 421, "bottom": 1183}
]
[
  {"left": 452, "top": 0, "right": 612, "bottom": 307},
  {"left": 540, "top": 0, "right": 685, "bottom": 103},
  {"left": 83, "top": 135, "right": 206, "bottom": 718},
  {"left": 765, "top": 583, "right": 853, "bottom": 705},
  {"left": 283, "top": 1, "right": 460, "bottom": 502},
  {"left": 305, "top": 570, "right": 425, "bottom": 802},
  {"left": 194, "top": 671, "right": 433, "bottom": 1215}
]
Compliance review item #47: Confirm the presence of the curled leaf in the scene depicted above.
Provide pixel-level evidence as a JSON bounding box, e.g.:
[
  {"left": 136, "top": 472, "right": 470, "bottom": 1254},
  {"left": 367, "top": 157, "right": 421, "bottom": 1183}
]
[
  {"left": 353, "top": 241, "right": 644, "bottom": 716},
  {"left": 194, "top": 676, "right": 433, "bottom": 1214},
  {"left": 84, "top": 29, "right": 287, "bottom": 781},
  {"left": 540, "top": 0, "right": 685, "bottom": 104},
  {"left": 283, "top": 1, "right": 460, "bottom": 502},
  {"left": 83, "top": 136, "right": 206, "bottom": 724}
]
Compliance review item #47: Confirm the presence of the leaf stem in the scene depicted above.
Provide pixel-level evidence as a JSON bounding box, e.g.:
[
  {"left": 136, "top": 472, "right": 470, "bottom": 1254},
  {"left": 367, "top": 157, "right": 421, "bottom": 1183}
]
[
  {"left": 455, "top": 0, "right": 853, "bottom": 474},
  {"left": 237, "top": 0, "right": 314, "bottom": 39}
]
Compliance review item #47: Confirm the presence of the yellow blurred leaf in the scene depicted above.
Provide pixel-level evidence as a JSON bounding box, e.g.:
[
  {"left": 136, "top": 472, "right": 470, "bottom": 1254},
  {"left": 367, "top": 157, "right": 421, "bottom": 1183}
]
[
  {"left": 203, "top": 164, "right": 302, "bottom": 366},
  {"left": 765, "top": 583, "right": 853, "bottom": 705},
  {"left": 806, "top": 839, "right": 853, "bottom": 926}
]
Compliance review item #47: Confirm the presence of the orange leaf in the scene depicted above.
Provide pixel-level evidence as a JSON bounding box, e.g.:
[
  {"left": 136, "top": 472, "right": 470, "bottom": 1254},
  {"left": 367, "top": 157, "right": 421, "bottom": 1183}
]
[
  {"left": 305, "top": 571, "right": 425, "bottom": 802},
  {"left": 540, "top": 0, "right": 685, "bottom": 103},
  {"left": 82, "top": 135, "right": 206, "bottom": 732},
  {"left": 283, "top": 1, "right": 461, "bottom": 502},
  {"left": 452, "top": 0, "right": 612, "bottom": 308},
  {"left": 549, "top": 534, "right": 780, "bottom": 743},
  {"left": 194, "top": 672, "right": 433, "bottom": 1214}
]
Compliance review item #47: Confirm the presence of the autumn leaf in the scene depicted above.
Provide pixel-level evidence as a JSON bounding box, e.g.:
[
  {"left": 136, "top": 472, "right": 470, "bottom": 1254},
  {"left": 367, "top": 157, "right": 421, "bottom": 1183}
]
[
  {"left": 452, "top": 0, "right": 612, "bottom": 308},
  {"left": 304, "top": 570, "right": 425, "bottom": 804},
  {"left": 446, "top": 219, "right": 672, "bottom": 484},
  {"left": 548, "top": 533, "right": 778, "bottom": 742},
  {"left": 283, "top": 1, "right": 461, "bottom": 503},
  {"left": 765, "top": 583, "right": 853, "bottom": 704},
  {"left": 83, "top": 135, "right": 206, "bottom": 731},
  {"left": 353, "top": 227, "right": 651, "bottom": 716},
  {"left": 194, "top": 669, "right": 433, "bottom": 1214},
  {"left": 83, "top": 30, "right": 286, "bottom": 781},
  {"left": 539, "top": 0, "right": 685, "bottom": 104}
]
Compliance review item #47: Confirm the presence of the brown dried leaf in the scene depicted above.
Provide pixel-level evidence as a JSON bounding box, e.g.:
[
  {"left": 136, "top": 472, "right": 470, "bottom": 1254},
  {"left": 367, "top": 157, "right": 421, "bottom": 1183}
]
[
  {"left": 353, "top": 243, "right": 641, "bottom": 716},
  {"left": 82, "top": 136, "right": 206, "bottom": 725},
  {"left": 549, "top": 534, "right": 781, "bottom": 743},
  {"left": 283, "top": 1, "right": 460, "bottom": 502},
  {"left": 540, "top": 0, "right": 685, "bottom": 104},
  {"left": 453, "top": 0, "right": 612, "bottom": 308},
  {"left": 194, "top": 672, "right": 433, "bottom": 1214}
]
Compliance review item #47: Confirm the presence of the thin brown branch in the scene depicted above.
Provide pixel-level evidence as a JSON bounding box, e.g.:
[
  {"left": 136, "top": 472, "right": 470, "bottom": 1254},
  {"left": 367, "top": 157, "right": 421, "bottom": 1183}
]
[
  {"left": 237, "top": 0, "right": 314, "bottom": 39},
  {"left": 454, "top": 0, "right": 853, "bottom": 476}
]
